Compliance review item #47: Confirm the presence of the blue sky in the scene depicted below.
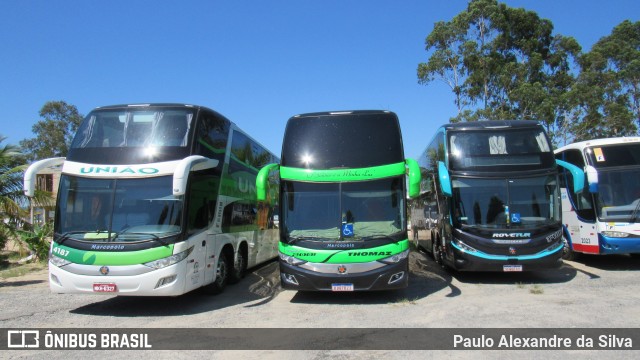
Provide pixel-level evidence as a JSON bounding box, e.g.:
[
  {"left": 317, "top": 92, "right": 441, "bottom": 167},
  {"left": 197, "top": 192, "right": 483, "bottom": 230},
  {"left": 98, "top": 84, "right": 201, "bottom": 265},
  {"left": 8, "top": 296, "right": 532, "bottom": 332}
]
[{"left": 1, "top": 0, "right": 638, "bottom": 158}]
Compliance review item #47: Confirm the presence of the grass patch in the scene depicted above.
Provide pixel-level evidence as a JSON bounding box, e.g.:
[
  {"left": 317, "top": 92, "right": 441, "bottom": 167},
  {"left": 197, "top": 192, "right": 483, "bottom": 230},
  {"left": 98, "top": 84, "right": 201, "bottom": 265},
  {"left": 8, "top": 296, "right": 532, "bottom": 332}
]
[
  {"left": 0, "top": 262, "right": 46, "bottom": 279},
  {"left": 395, "top": 297, "right": 418, "bottom": 305},
  {"left": 0, "top": 251, "right": 47, "bottom": 279},
  {"left": 529, "top": 284, "right": 544, "bottom": 295}
]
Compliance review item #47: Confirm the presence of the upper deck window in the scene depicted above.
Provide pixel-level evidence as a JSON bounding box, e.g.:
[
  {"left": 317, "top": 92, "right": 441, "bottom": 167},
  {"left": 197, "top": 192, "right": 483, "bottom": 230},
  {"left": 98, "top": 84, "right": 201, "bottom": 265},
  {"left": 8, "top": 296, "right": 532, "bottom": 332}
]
[
  {"left": 448, "top": 128, "right": 554, "bottom": 172},
  {"left": 585, "top": 143, "right": 640, "bottom": 168},
  {"left": 71, "top": 108, "right": 194, "bottom": 149},
  {"left": 281, "top": 112, "right": 404, "bottom": 169}
]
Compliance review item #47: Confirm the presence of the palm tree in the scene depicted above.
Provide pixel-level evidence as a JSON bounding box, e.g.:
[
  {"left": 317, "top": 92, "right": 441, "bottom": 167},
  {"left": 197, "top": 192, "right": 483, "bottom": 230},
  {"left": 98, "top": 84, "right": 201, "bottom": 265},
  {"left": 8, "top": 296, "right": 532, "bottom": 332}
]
[{"left": 0, "top": 136, "right": 52, "bottom": 251}]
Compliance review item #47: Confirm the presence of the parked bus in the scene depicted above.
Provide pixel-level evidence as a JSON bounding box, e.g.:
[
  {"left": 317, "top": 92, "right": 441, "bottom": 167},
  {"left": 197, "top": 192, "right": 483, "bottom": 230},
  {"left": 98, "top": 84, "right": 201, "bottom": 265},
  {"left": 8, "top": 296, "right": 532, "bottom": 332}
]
[
  {"left": 412, "top": 120, "right": 584, "bottom": 272},
  {"left": 256, "top": 110, "right": 420, "bottom": 291},
  {"left": 24, "top": 103, "right": 279, "bottom": 296},
  {"left": 555, "top": 137, "right": 640, "bottom": 259}
]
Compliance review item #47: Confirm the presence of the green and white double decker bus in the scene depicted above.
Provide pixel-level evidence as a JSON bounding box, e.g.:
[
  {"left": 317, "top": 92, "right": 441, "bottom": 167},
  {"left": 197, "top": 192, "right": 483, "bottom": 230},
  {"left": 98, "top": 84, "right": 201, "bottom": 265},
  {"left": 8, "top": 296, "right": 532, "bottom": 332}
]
[
  {"left": 256, "top": 110, "right": 420, "bottom": 291},
  {"left": 24, "top": 103, "right": 279, "bottom": 296}
]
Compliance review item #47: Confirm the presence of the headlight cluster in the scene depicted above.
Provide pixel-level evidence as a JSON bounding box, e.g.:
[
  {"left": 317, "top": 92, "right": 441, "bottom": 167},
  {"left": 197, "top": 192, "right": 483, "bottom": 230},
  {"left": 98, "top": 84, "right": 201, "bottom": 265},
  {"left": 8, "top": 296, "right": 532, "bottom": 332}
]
[
  {"left": 455, "top": 240, "right": 477, "bottom": 253},
  {"left": 378, "top": 249, "right": 410, "bottom": 264},
  {"left": 143, "top": 247, "right": 194, "bottom": 269},
  {"left": 49, "top": 253, "right": 71, "bottom": 267},
  {"left": 602, "top": 231, "right": 630, "bottom": 238},
  {"left": 279, "top": 252, "right": 308, "bottom": 266}
]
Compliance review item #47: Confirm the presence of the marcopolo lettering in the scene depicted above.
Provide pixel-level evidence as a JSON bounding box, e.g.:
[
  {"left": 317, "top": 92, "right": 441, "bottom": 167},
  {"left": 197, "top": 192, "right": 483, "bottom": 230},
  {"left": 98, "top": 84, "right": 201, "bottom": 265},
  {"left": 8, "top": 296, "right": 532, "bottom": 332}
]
[
  {"left": 80, "top": 166, "right": 159, "bottom": 175},
  {"left": 90, "top": 244, "right": 126, "bottom": 251}
]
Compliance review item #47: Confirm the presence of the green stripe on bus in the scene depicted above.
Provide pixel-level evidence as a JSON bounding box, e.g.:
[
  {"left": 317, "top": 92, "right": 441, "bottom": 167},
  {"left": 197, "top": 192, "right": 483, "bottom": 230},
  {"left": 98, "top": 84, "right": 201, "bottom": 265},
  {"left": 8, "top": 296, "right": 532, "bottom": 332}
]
[
  {"left": 279, "top": 239, "right": 409, "bottom": 263},
  {"left": 280, "top": 162, "right": 406, "bottom": 182},
  {"left": 51, "top": 243, "right": 174, "bottom": 266}
]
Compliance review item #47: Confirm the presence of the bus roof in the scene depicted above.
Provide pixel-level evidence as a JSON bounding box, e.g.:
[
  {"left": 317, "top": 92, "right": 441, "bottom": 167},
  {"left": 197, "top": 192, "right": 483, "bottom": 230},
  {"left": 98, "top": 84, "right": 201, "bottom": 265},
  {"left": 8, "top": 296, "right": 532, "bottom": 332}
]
[
  {"left": 95, "top": 103, "right": 206, "bottom": 111},
  {"left": 440, "top": 120, "right": 543, "bottom": 131},
  {"left": 292, "top": 110, "right": 394, "bottom": 118},
  {"left": 555, "top": 137, "right": 640, "bottom": 153}
]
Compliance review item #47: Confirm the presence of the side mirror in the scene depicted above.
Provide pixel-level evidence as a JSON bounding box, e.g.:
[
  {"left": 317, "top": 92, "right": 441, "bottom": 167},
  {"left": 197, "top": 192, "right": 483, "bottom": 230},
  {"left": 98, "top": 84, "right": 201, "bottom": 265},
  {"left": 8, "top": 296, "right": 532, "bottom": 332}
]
[
  {"left": 257, "top": 163, "right": 280, "bottom": 201},
  {"left": 173, "top": 156, "right": 219, "bottom": 196},
  {"left": 405, "top": 158, "right": 420, "bottom": 198},
  {"left": 556, "top": 159, "right": 585, "bottom": 193},
  {"left": 24, "top": 157, "right": 66, "bottom": 197},
  {"left": 438, "top": 161, "right": 452, "bottom": 197},
  {"left": 585, "top": 165, "right": 598, "bottom": 193}
]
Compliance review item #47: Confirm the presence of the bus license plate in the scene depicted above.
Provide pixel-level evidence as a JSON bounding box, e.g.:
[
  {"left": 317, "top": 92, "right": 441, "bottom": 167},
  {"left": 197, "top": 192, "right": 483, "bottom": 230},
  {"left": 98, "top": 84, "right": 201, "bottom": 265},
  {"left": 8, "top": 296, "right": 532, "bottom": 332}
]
[
  {"left": 331, "top": 283, "right": 354, "bottom": 292},
  {"left": 503, "top": 265, "right": 523, "bottom": 272},
  {"left": 93, "top": 283, "right": 117, "bottom": 292}
]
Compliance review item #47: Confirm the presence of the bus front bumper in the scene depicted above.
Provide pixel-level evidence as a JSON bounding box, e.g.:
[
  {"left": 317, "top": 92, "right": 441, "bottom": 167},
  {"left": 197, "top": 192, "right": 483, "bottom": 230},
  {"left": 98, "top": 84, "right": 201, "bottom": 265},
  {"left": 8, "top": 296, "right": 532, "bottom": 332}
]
[
  {"left": 599, "top": 235, "right": 640, "bottom": 255},
  {"left": 48, "top": 261, "right": 188, "bottom": 296},
  {"left": 449, "top": 241, "right": 564, "bottom": 272},
  {"left": 279, "top": 259, "right": 408, "bottom": 291}
]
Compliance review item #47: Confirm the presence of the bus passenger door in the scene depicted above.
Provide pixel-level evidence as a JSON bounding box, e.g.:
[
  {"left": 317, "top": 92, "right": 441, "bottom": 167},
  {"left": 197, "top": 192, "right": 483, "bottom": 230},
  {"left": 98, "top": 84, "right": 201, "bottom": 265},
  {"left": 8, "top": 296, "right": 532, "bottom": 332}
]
[
  {"left": 184, "top": 234, "right": 207, "bottom": 293},
  {"left": 204, "top": 234, "right": 219, "bottom": 285}
]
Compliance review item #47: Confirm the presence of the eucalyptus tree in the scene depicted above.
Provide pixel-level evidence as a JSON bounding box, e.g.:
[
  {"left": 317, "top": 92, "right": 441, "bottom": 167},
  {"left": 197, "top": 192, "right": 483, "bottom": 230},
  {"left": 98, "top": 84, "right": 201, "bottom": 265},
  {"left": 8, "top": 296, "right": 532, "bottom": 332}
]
[
  {"left": 20, "top": 101, "right": 83, "bottom": 162},
  {"left": 573, "top": 20, "right": 640, "bottom": 141},
  {"left": 418, "top": 0, "right": 580, "bottom": 144}
]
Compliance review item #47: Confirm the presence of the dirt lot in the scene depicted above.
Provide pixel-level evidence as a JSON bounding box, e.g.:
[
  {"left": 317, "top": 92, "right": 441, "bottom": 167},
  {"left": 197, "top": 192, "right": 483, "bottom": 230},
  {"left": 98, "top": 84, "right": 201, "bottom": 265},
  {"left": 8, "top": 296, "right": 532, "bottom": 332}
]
[{"left": 1, "top": 250, "right": 639, "bottom": 359}]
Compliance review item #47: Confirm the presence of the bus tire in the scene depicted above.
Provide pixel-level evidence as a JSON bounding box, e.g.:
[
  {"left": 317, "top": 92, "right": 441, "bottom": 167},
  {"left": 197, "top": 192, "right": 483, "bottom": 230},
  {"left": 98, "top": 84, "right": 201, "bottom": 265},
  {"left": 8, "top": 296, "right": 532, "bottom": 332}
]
[
  {"left": 203, "top": 252, "right": 229, "bottom": 295},
  {"left": 562, "top": 235, "right": 579, "bottom": 261},
  {"left": 432, "top": 237, "right": 443, "bottom": 266},
  {"left": 228, "top": 247, "right": 247, "bottom": 285}
]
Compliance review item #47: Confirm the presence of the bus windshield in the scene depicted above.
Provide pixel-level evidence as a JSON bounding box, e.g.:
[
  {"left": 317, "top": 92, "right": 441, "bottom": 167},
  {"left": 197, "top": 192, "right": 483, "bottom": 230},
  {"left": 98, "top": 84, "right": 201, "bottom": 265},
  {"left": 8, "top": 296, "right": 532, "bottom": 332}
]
[
  {"left": 56, "top": 175, "right": 183, "bottom": 242},
  {"left": 448, "top": 128, "right": 554, "bottom": 171},
  {"left": 452, "top": 175, "right": 560, "bottom": 229},
  {"left": 282, "top": 177, "right": 405, "bottom": 242},
  {"left": 595, "top": 166, "right": 640, "bottom": 222}
]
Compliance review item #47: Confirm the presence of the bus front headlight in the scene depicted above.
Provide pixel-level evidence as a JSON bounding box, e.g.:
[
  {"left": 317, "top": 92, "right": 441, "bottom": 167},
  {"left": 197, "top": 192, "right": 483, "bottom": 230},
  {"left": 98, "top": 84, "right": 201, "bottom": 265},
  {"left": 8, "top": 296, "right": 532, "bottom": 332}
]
[
  {"left": 279, "top": 252, "right": 308, "bottom": 266},
  {"left": 49, "top": 254, "right": 71, "bottom": 267},
  {"left": 602, "top": 231, "right": 630, "bottom": 238},
  {"left": 143, "top": 247, "right": 194, "bottom": 269},
  {"left": 378, "top": 249, "right": 410, "bottom": 264}
]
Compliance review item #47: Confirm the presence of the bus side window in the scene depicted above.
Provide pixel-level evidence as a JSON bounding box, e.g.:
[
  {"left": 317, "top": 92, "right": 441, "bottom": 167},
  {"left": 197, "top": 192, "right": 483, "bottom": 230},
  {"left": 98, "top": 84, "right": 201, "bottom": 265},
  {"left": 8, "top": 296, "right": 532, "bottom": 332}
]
[{"left": 558, "top": 149, "right": 595, "bottom": 221}]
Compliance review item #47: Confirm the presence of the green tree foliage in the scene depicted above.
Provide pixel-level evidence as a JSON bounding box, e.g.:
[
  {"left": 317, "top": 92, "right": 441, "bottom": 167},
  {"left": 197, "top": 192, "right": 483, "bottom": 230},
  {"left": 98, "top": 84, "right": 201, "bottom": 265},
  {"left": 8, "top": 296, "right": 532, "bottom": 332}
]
[
  {"left": 20, "top": 101, "right": 84, "bottom": 162},
  {"left": 573, "top": 20, "right": 640, "bottom": 141},
  {"left": 418, "top": 0, "right": 581, "bottom": 144},
  {"left": 0, "top": 136, "right": 54, "bottom": 250},
  {"left": 18, "top": 222, "right": 52, "bottom": 262},
  {"left": 0, "top": 137, "right": 26, "bottom": 249}
]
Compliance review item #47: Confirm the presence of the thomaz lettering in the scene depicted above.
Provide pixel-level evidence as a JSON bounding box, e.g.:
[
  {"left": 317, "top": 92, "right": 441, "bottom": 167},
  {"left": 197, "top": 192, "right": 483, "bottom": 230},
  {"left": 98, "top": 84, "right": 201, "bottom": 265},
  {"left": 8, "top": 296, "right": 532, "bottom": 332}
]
[{"left": 348, "top": 251, "right": 392, "bottom": 257}]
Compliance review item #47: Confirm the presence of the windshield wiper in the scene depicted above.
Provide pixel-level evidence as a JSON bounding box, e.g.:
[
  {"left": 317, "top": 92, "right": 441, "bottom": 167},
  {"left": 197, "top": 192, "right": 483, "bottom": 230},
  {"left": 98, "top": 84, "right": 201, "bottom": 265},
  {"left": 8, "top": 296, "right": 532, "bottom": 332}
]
[
  {"left": 355, "top": 234, "right": 399, "bottom": 243},
  {"left": 56, "top": 231, "right": 109, "bottom": 244},
  {"left": 111, "top": 231, "right": 167, "bottom": 245},
  {"left": 629, "top": 200, "right": 640, "bottom": 223},
  {"left": 287, "top": 236, "right": 326, "bottom": 244}
]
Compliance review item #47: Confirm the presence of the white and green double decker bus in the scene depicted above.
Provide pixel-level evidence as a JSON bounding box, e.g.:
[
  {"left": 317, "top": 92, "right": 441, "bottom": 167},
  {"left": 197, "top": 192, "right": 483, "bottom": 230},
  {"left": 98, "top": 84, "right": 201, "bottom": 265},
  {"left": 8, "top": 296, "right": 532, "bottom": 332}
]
[
  {"left": 256, "top": 110, "right": 420, "bottom": 291},
  {"left": 24, "top": 103, "right": 279, "bottom": 296}
]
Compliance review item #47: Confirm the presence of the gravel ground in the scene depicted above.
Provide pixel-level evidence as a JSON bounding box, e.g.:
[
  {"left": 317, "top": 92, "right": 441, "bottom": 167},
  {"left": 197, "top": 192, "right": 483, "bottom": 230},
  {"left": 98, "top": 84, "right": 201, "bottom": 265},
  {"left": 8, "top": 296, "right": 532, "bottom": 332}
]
[{"left": 1, "top": 250, "right": 639, "bottom": 359}]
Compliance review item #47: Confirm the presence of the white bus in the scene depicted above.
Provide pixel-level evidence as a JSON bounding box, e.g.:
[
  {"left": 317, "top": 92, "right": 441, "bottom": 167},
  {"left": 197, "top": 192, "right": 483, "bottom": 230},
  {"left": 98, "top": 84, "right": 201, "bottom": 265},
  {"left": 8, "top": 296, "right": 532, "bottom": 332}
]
[
  {"left": 24, "top": 104, "right": 279, "bottom": 296},
  {"left": 555, "top": 137, "right": 640, "bottom": 259}
]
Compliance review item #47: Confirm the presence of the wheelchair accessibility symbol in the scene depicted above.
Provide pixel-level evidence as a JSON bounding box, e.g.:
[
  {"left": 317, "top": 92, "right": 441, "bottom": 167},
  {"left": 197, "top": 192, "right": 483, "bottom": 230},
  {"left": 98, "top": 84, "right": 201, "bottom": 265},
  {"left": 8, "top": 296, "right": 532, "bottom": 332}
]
[
  {"left": 511, "top": 213, "right": 521, "bottom": 223},
  {"left": 342, "top": 223, "right": 354, "bottom": 237}
]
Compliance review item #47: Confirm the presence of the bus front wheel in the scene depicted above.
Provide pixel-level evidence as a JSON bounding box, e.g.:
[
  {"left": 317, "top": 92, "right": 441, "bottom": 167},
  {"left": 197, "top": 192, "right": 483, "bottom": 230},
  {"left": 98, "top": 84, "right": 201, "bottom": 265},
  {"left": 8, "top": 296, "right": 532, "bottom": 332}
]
[
  {"left": 432, "top": 238, "right": 443, "bottom": 266},
  {"left": 562, "top": 235, "right": 579, "bottom": 261}
]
